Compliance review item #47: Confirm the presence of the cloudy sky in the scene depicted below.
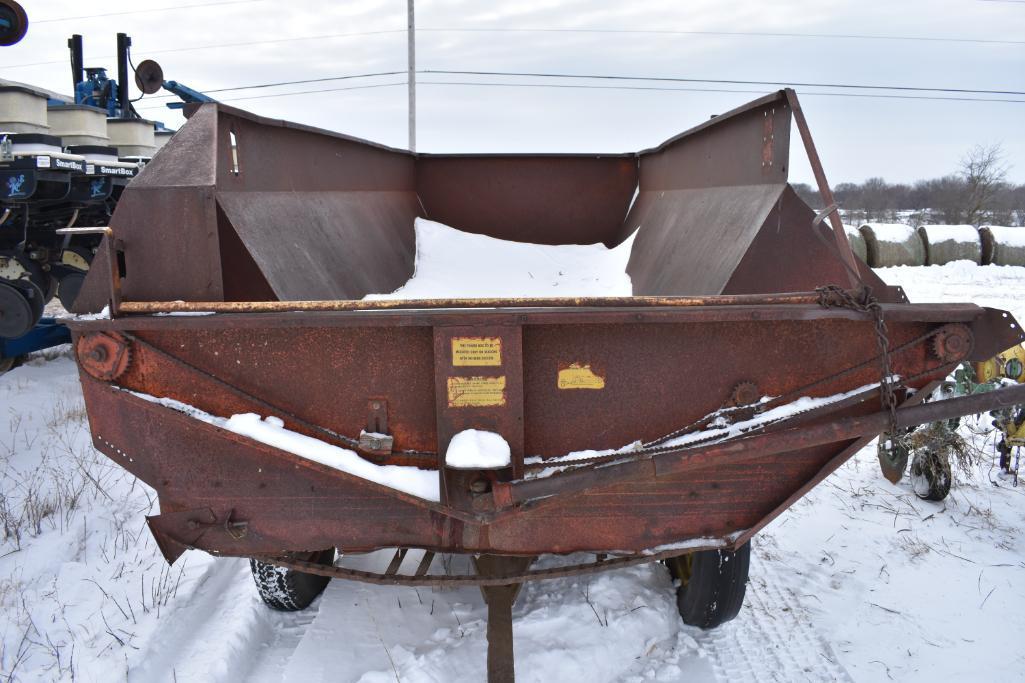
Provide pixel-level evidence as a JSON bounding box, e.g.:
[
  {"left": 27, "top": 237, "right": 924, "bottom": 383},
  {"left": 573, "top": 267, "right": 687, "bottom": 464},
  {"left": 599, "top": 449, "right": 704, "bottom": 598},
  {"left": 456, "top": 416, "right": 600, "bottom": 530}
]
[{"left": 4, "top": 0, "right": 1024, "bottom": 183}]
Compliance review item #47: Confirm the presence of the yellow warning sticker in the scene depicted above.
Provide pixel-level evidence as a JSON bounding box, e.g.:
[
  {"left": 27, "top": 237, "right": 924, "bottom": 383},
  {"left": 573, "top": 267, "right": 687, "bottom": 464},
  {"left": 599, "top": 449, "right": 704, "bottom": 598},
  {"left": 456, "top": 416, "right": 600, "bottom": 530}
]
[
  {"left": 557, "top": 363, "right": 606, "bottom": 390},
  {"left": 447, "top": 376, "right": 507, "bottom": 407},
  {"left": 452, "top": 337, "right": 503, "bottom": 366}
]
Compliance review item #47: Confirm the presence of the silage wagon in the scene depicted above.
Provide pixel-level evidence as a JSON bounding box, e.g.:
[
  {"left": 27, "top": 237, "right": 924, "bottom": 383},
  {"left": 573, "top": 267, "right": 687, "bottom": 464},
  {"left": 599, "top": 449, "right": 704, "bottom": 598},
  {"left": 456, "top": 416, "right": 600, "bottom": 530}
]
[{"left": 66, "top": 89, "right": 1025, "bottom": 681}]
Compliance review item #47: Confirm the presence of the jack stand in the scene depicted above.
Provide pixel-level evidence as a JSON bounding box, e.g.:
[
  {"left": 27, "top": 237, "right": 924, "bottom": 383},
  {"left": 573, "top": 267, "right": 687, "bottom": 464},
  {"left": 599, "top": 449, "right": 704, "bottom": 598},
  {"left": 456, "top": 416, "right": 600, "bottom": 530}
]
[{"left": 474, "top": 555, "right": 536, "bottom": 683}]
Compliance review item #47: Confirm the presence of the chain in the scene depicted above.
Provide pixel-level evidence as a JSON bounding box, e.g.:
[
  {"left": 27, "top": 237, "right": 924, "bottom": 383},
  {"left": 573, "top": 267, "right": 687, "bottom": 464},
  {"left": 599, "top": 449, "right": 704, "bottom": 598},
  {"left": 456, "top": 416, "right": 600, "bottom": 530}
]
[
  {"left": 816, "top": 284, "right": 900, "bottom": 435},
  {"left": 253, "top": 545, "right": 702, "bottom": 587}
]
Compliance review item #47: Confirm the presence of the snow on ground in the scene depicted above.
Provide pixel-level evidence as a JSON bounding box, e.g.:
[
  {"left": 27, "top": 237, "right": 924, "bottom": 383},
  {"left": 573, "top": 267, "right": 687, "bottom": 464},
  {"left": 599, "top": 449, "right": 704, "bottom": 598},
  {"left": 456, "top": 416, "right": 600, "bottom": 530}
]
[{"left": 2, "top": 263, "right": 1025, "bottom": 682}]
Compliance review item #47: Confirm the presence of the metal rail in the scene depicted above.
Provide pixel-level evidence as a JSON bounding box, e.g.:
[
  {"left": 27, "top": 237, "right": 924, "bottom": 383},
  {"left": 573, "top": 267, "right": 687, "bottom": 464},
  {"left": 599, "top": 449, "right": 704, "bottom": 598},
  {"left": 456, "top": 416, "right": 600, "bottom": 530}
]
[{"left": 115, "top": 290, "right": 841, "bottom": 315}]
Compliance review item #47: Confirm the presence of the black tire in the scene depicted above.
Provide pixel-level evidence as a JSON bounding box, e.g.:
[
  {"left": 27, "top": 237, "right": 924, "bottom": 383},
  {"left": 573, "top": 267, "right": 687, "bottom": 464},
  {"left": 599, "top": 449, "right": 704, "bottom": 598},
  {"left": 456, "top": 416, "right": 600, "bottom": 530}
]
[
  {"left": 666, "top": 542, "right": 751, "bottom": 629},
  {"left": 250, "top": 549, "right": 335, "bottom": 611},
  {"left": 910, "top": 449, "right": 952, "bottom": 501},
  {"left": 57, "top": 271, "right": 87, "bottom": 310},
  {"left": 0, "top": 280, "right": 38, "bottom": 338}
]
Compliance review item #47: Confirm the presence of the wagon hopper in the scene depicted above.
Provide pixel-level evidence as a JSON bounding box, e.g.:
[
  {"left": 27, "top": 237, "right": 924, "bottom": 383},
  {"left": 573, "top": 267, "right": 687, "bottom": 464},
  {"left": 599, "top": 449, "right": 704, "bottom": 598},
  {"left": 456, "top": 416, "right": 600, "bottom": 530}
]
[{"left": 67, "top": 89, "right": 1025, "bottom": 681}]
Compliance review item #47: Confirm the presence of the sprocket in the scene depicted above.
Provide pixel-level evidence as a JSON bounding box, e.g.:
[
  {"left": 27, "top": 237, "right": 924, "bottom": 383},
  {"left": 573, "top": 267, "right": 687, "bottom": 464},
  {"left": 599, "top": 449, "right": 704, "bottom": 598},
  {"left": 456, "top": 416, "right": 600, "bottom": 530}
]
[{"left": 76, "top": 332, "right": 133, "bottom": 381}]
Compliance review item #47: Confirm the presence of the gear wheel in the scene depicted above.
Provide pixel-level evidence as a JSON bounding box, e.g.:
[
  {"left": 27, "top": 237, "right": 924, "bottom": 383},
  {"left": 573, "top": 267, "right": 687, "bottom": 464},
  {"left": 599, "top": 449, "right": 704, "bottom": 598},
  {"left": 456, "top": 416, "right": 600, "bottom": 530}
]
[
  {"left": 77, "top": 332, "right": 133, "bottom": 381},
  {"left": 728, "top": 381, "right": 761, "bottom": 407},
  {"left": 929, "top": 324, "right": 973, "bottom": 364}
]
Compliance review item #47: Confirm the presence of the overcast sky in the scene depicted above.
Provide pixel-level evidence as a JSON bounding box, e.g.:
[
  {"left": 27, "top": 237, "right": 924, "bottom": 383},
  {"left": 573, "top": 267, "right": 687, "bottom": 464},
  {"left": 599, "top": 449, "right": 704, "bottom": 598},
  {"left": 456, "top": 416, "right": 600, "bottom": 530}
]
[{"left": 4, "top": 0, "right": 1024, "bottom": 184}]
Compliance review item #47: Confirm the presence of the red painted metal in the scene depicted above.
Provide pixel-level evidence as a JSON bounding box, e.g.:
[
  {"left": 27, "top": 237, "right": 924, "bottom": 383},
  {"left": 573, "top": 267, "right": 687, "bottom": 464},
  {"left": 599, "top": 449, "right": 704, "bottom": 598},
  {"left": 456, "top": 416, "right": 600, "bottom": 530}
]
[{"left": 65, "top": 89, "right": 1025, "bottom": 681}]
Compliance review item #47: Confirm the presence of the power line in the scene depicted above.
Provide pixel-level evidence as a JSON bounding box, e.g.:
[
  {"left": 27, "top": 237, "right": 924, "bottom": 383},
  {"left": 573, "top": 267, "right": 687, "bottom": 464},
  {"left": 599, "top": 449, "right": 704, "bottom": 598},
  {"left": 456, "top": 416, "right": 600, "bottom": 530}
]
[
  {"left": 133, "top": 68, "right": 1025, "bottom": 100},
  {"left": 143, "top": 71, "right": 406, "bottom": 100},
  {"left": 417, "top": 80, "right": 1025, "bottom": 104},
  {"left": 418, "top": 26, "right": 1025, "bottom": 46},
  {"left": 133, "top": 77, "right": 1025, "bottom": 110},
  {"left": 5, "top": 21, "right": 1020, "bottom": 71},
  {"left": 0, "top": 30, "right": 405, "bottom": 71},
  {"left": 135, "top": 81, "right": 406, "bottom": 109},
  {"left": 33, "top": 0, "right": 265, "bottom": 24},
  {"left": 423, "top": 70, "right": 1025, "bottom": 97}
]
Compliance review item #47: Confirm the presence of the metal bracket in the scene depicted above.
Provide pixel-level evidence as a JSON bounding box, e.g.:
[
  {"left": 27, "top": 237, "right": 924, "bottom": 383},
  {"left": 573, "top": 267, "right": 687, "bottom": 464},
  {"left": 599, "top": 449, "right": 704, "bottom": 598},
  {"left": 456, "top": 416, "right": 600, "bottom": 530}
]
[{"left": 361, "top": 399, "right": 394, "bottom": 455}]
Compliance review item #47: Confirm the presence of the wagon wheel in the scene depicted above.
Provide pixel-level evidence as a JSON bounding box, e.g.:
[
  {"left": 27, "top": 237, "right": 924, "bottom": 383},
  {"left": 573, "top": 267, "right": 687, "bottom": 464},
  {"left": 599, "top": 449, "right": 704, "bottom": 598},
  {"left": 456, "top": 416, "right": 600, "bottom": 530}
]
[
  {"left": 665, "top": 542, "right": 750, "bottom": 629},
  {"left": 910, "top": 448, "right": 952, "bottom": 501},
  {"left": 250, "top": 548, "right": 335, "bottom": 611}
]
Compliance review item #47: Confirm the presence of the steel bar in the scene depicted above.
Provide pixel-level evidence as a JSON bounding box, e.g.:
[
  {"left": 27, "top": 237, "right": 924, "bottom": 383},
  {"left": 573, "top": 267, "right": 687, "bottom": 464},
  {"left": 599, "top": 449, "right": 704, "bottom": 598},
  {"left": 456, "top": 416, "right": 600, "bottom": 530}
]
[
  {"left": 488, "top": 382, "right": 1025, "bottom": 510},
  {"left": 414, "top": 551, "right": 435, "bottom": 576},
  {"left": 254, "top": 546, "right": 702, "bottom": 587},
  {"left": 385, "top": 548, "right": 408, "bottom": 575},
  {"left": 784, "top": 88, "right": 861, "bottom": 285},
  {"left": 115, "top": 291, "right": 845, "bottom": 314}
]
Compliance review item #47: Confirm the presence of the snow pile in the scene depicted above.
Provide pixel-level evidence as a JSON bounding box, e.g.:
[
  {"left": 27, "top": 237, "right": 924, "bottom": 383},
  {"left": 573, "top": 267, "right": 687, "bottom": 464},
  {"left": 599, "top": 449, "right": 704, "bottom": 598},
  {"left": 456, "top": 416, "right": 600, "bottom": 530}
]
[
  {"left": 445, "top": 429, "right": 511, "bottom": 469},
  {"left": 225, "top": 414, "right": 440, "bottom": 501},
  {"left": 127, "top": 392, "right": 441, "bottom": 502},
  {"left": 367, "top": 217, "right": 635, "bottom": 300}
]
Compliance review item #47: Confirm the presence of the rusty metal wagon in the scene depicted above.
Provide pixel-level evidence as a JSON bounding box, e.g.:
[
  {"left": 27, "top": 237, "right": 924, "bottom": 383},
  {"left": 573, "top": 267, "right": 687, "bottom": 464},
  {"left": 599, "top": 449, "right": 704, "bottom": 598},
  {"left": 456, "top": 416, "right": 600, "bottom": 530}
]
[{"left": 66, "top": 89, "right": 1025, "bottom": 681}]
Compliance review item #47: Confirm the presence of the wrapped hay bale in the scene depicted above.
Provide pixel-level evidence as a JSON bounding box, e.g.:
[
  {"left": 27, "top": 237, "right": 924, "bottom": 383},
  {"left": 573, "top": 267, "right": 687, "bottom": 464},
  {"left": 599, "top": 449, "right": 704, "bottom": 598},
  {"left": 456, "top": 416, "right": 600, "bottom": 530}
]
[
  {"left": 859, "top": 223, "right": 926, "bottom": 267},
  {"left": 916, "top": 224, "right": 981, "bottom": 265},
  {"left": 844, "top": 224, "right": 868, "bottom": 263},
  {"left": 980, "top": 226, "right": 1025, "bottom": 266}
]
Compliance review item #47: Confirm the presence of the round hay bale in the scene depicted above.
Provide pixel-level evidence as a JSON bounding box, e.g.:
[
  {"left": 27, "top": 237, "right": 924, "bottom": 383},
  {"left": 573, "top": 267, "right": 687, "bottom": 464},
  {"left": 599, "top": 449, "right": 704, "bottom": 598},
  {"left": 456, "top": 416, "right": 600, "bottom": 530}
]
[
  {"left": 980, "top": 226, "right": 1025, "bottom": 266},
  {"left": 859, "top": 223, "right": 926, "bottom": 268},
  {"left": 843, "top": 225, "right": 868, "bottom": 263},
  {"left": 916, "top": 224, "right": 981, "bottom": 265}
]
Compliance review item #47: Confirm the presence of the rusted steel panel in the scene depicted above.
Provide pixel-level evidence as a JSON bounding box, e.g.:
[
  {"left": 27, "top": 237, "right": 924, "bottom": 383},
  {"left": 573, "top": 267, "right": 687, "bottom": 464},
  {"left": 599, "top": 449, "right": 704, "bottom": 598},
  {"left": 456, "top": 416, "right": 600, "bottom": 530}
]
[
  {"left": 123, "top": 325, "right": 439, "bottom": 453},
  {"left": 213, "top": 105, "right": 415, "bottom": 192},
  {"left": 216, "top": 202, "right": 276, "bottom": 302},
  {"left": 635, "top": 92, "right": 791, "bottom": 191},
  {"left": 216, "top": 190, "right": 419, "bottom": 300},
  {"left": 724, "top": 185, "right": 899, "bottom": 300},
  {"left": 623, "top": 183, "right": 785, "bottom": 296},
  {"left": 73, "top": 185, "right": 222, "bottom": 307},
  {"left": 520, "top": 318, "right": 930, "bottom": 457},
  {"left": 131, "top": 102, "right": 219, "bottom": 189},
  {"left": 434, "top": 326, "right": 525, "bottom": 508},
  {"left": 79, "top": 379, "right": 450, "bottom": 554},
  {"left": 416, "top": 155, "right": 637, "bottom": 247}
]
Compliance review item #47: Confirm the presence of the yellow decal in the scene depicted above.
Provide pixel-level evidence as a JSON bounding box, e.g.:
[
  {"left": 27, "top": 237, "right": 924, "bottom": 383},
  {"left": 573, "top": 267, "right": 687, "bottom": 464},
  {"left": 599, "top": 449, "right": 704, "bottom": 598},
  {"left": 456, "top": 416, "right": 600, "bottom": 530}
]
[
  {"left": 61, "top": 250, "right": 90, "bottom": 271},
  {"left": 452, "top": 337, "right": 503, "bottom": 366},
  {"left": 558, "top": 363, "right": 606, "bottom": 390},
  {"left": 447, "top": 376, "right": 507, "bottom": 407}
]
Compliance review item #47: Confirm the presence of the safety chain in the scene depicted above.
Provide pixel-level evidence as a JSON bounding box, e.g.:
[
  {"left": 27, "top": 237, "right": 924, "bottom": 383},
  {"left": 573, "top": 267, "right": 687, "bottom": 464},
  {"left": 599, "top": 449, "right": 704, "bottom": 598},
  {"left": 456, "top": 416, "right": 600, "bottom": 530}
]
[{"left": 815, "top": 284, "right": 900, "bottom": 435}]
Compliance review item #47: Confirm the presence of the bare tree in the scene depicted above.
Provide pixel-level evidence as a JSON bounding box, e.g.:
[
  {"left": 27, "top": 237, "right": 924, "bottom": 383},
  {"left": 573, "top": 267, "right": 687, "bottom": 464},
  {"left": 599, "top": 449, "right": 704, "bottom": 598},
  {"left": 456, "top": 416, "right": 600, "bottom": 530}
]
[{"left": 959, "top": 143, "right": 1009, "bottom": 225}]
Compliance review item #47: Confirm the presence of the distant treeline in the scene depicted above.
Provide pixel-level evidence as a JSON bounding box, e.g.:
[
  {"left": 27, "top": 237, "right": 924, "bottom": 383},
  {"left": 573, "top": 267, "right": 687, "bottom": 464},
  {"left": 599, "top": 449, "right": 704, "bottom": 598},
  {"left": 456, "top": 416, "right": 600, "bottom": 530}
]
[{"left": 793, "top": 144, "right": 1025, "bottom": 227}]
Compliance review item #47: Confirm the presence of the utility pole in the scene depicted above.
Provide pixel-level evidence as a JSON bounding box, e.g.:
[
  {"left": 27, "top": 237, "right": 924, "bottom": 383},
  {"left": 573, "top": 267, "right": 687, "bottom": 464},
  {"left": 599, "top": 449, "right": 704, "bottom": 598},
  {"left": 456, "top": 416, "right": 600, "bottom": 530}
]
[{"left": 407, "top": 0, "right": 416, "bottom": 152}]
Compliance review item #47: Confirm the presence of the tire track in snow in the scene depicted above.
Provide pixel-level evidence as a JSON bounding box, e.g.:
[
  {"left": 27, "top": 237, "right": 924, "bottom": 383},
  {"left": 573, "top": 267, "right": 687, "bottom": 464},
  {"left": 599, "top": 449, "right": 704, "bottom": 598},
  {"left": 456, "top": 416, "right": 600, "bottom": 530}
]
[
  {"left": 694, "top": 560, "right": 853, "bottom": 682},
  {"left": 127, "top": 557, "right": 286, "bottom": 683}
]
